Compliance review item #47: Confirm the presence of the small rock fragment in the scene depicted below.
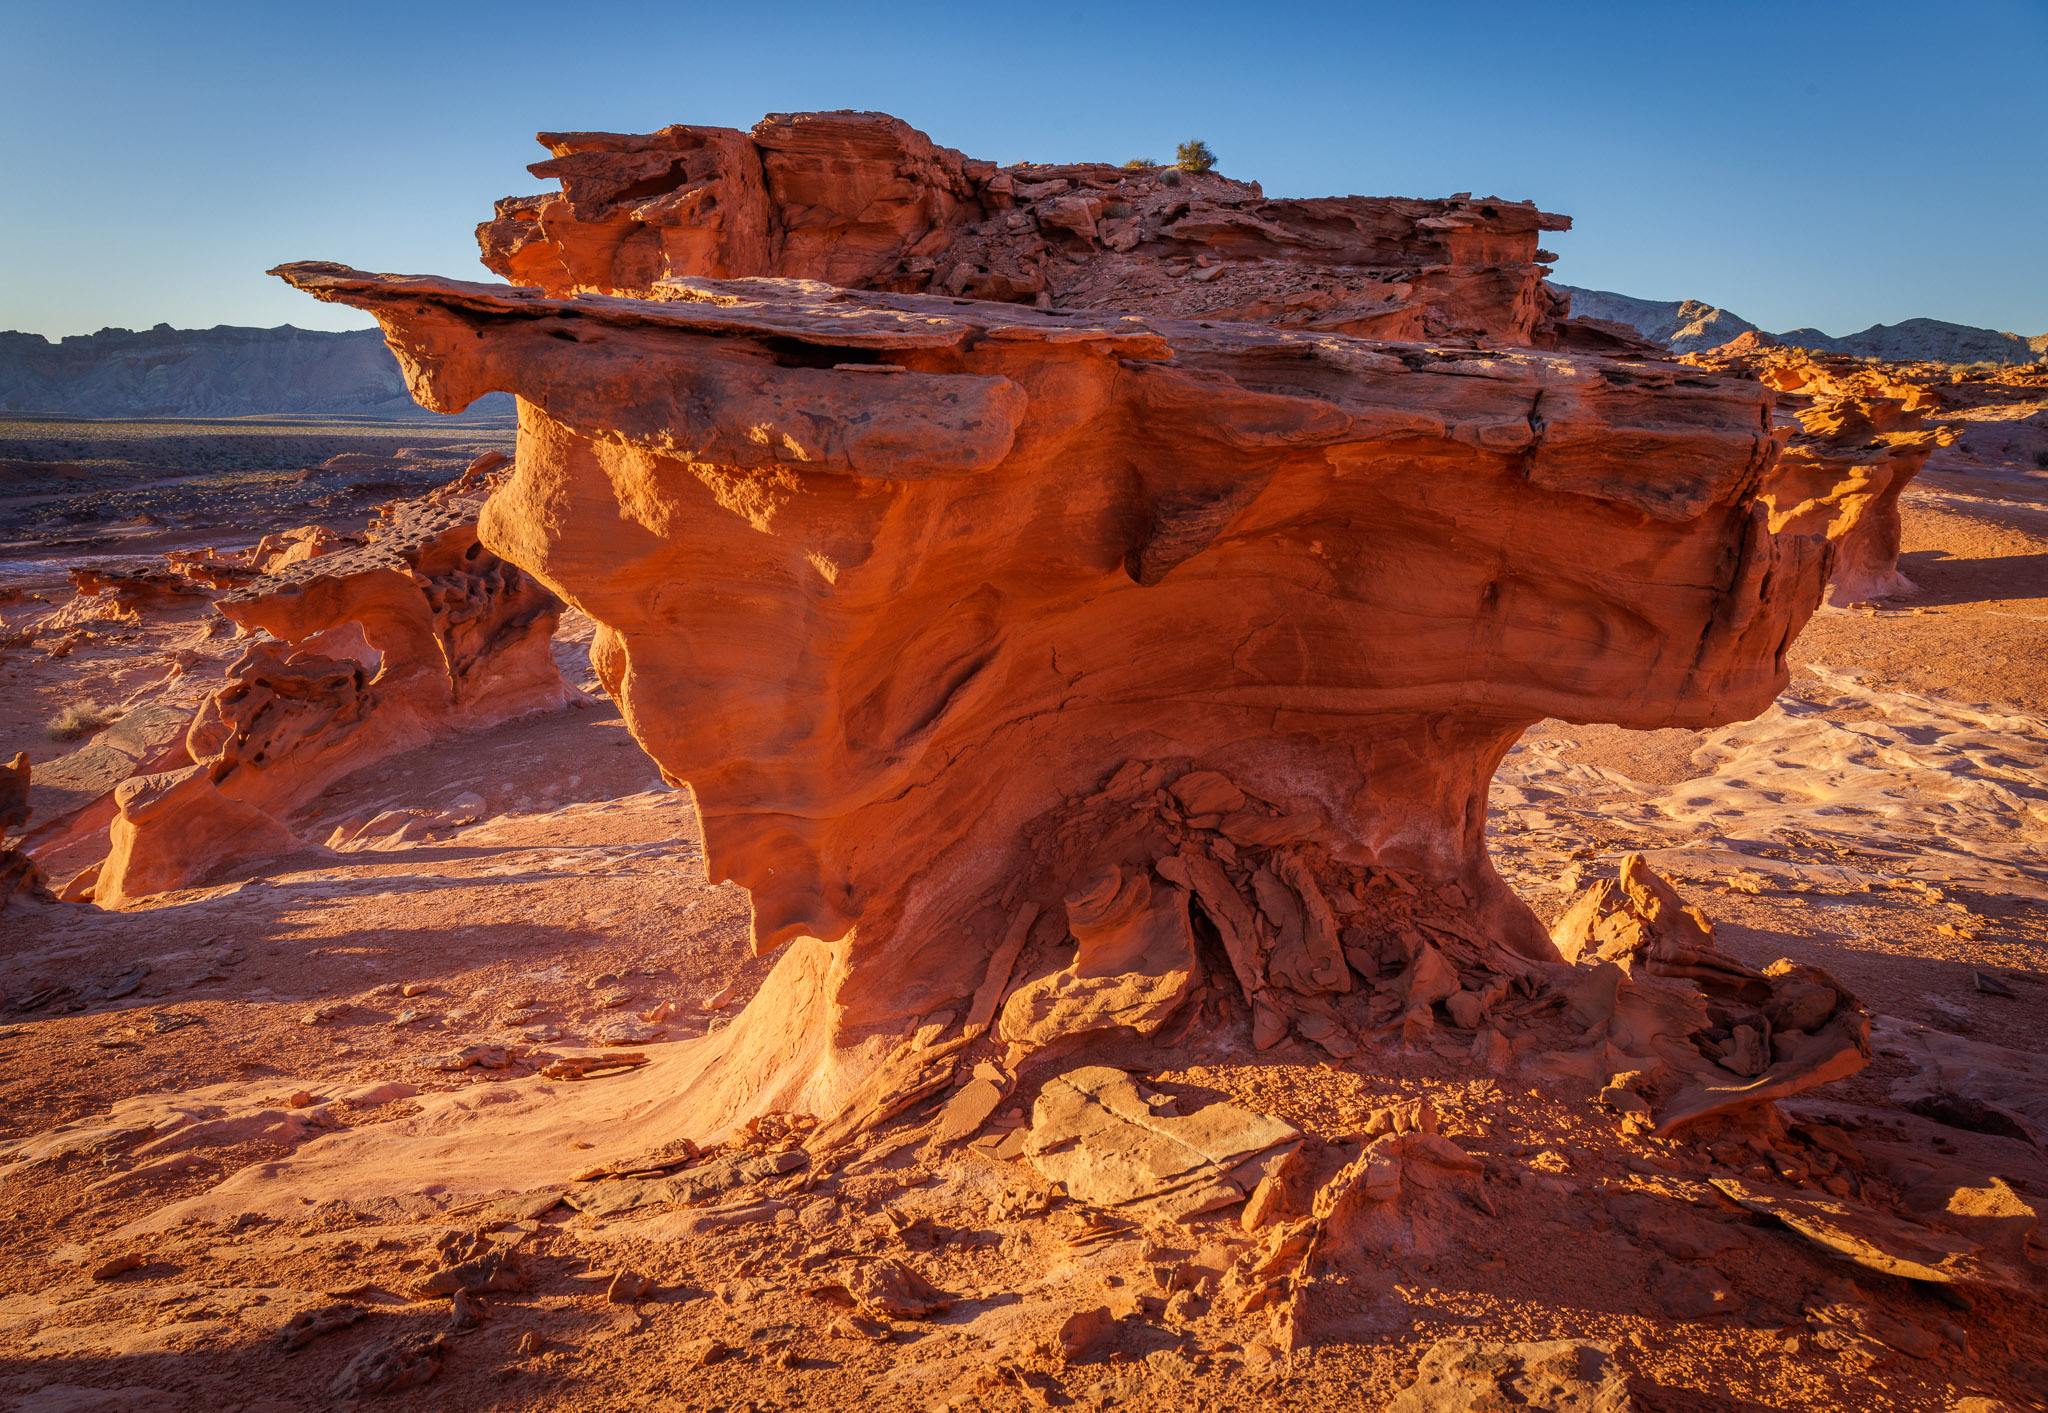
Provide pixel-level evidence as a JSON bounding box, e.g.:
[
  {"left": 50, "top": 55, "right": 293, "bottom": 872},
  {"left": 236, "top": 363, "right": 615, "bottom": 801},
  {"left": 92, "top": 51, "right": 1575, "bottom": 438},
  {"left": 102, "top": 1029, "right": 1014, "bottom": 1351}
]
[
  {"left": 329, "top": 1334, "right": 447, "bottom": 1399},
  {"left": 605, "top": 1269, "right": 654, "bottom": 1304},
  {"left": 91, "top": 1252, "right": 146, "bottom": 1281},
  {"left": 847, "top": 1258, "right": 950, "bottom": 1319},
  {"left": 539, "top": 1052, "right": 648, "bottom": 1080},
  {"left": 829, "top": 1312, "right": 894, "bottom": 1342},
  {"left": 1974, "top": 972, "right": 2015, "bottom": 999},
  {"left": 448, "top": 1289, "right": 490, "bottom": 1332},
  {"left": 413, "top": 1247, "right": 527, "bottom": 1298},
  {"left": 682, "top": 1337, "right": 732, "bottom": 1368},
  {"left": 278, "top": 1302, "right": 365, "bottom": 1351}
]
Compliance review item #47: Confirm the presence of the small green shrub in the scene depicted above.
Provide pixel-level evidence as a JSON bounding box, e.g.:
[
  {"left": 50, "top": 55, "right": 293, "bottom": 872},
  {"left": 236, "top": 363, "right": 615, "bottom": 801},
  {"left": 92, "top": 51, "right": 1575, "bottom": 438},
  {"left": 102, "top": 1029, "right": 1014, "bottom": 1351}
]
[
  {"left": 1175, "top": 139, "right": 1216, "bottom": 174},
  {"left": 1104, "top": 202, "right": 1132, "bottom": 220},
  {"left": 45, "top": 700, "right": 117, "bottom": 742},
  {"left": 1161, "top": 169, "right": 1183, "bottom": 188},
  {"left": 1121, "top": 157, "right": 1155, "bottom": 169}
]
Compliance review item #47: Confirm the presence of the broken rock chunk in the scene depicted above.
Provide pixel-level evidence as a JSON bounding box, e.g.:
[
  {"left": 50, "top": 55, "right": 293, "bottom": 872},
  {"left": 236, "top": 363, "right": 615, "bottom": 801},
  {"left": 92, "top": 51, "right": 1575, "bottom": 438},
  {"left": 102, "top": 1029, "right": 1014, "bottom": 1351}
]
[
  {"left": 828, "top": 1312, "right": 893, "bottom": 1342},
  {"left": 1058, "top": 1305, "right": 1116, "bottom": 1362},
  {"left": 845, "top": 1259, "right": 951, "bottom": 1320},
  {"left": 278, "top": 1301, "right": 366, "bottom": 1351},
  {"left": 605, "top": 1269, "right": 654, "bottom": 1304},
  {"left": 538, "top": 1052, "right": 648, "bottom": 1080},
  {"left": 1710, "top": 1177, "right": 1996, "bottom": 1286},
  {"left": 329, "top": 1334, "right": 447, "bottom": 1400},
  {"left": 411, "top": 1246, "right": 528, "bottom": 1299},
  {"left": 1385, "top": 1339, "right": 1636, "bottom": 1412},
  {"left": 999, "top": 865, "right": 1199, "bottom": 1055}
]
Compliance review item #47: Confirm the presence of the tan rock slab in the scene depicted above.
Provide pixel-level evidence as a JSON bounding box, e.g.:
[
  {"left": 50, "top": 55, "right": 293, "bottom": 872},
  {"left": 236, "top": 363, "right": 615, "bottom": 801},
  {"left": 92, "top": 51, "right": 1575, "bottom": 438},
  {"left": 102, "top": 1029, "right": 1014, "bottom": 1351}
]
[{"left": 1026, "top": 1066, "right": 1300, "bottom": 1220}]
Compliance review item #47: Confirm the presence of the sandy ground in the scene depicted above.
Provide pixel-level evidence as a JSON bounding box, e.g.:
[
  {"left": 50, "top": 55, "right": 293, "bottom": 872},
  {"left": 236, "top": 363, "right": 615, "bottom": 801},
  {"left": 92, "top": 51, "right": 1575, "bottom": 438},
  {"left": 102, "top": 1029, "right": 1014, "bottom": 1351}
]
[{"left": 0, "top": 408, "right": 2043, "bottom": 1412}]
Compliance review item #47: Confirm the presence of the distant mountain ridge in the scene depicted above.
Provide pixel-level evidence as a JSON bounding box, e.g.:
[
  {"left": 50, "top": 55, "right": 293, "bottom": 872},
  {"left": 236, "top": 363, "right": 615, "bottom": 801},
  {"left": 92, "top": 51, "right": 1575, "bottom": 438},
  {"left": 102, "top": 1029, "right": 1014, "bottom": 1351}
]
[
  {"left": 0, "top": 323, "right": 510, "bottom": 419},
  {"left": 1559, "top": 285, "right": 2048, "bottom": 363}
]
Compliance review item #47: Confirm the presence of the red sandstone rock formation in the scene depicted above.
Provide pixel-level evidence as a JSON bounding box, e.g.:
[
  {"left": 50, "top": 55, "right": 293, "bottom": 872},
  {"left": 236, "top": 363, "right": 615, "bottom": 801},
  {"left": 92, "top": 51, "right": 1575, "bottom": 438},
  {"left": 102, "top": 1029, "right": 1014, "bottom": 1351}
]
[
  {"left": 169, "top": 526, "right": 366, "bottom": 590},
  {"left": 93, "top": 467, "right": 567, "bottom": 906},
  {"left": 274, "top": 254, "right": 1877, "bottom": 1138},
  {"left": 62, "top": 566, "right": 213, "bottom": 620},
  {"left": 1690, "top": 343, "right": 1962, "bottom": 605},
  {"left": 477, "top": 110, "right": 1578, "bottom": 347}
]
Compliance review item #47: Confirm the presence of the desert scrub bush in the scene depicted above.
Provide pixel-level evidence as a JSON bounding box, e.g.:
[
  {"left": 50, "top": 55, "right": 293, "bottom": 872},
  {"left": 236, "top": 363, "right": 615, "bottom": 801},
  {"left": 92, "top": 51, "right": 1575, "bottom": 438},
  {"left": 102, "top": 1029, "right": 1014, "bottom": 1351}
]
[
  {"left": 1104, "top": 201, "right": 1132, "bottom": 220},
  {"left": 1122, "top": 157, "right": 1155, "bottom": 169},
  {"left": 1175, "top": 139, "right": 1216, "bottom": 174},
  {"left": 45, "top": 700, "right": 117, "bottom": 742}
]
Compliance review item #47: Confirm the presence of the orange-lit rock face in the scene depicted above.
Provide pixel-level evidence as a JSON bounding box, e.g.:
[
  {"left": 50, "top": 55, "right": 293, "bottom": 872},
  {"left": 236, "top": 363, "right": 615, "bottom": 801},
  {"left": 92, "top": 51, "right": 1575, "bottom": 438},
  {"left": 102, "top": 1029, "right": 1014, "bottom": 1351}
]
[
  {"left": 477, "top": 110, "right": 1574, "bottom": 347},
  {"left": 1691, "top": 345, "right": 1961, "bottom": 605},
  {"left": 277, "top": 262, "right": 1831, "bottom": 1087}
]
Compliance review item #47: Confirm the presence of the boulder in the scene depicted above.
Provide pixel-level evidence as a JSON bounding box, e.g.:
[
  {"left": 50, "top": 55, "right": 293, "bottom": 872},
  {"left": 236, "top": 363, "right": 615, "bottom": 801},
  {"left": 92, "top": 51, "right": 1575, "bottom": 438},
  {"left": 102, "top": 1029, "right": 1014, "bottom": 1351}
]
[
  {"left": 94, "top": 766, "right": 301, "bottom": 908},
  {"left": 1553, "top": 857, "right": 1871, "bottom": 1132}
]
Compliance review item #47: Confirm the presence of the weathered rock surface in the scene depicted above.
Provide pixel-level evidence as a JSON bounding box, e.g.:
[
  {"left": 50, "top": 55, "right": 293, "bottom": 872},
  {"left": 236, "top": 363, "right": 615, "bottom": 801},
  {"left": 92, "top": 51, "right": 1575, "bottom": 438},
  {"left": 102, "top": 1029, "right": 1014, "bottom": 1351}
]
[
  {"left": 1384, "top": 1338, "right": 1635, "bottom": 1412},
  {"left": 1882, "top": 1018, "right": 2048, "bottom": 1148},
  {"left": 478, "top": 109, "right": 1577, "bottom": 347},
  {"left": 269, "top": 242, "right": 1896, "bottom": 1138}
]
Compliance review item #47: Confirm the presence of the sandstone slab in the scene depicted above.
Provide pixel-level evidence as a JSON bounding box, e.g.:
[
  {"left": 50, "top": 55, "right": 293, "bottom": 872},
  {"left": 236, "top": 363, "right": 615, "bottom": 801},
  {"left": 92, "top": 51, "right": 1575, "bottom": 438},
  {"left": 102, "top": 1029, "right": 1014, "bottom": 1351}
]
[{"left": 1026, "top": 1066, "right": 1300, "bottom": 1219}]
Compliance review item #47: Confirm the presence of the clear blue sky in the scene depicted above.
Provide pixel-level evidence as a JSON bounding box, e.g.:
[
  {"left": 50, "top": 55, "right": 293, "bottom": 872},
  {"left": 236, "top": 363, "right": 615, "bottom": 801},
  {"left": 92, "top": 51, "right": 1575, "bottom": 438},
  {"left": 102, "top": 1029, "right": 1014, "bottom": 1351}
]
[{"left": 6, "top": 0, "right": 2045, "bottom": 340}]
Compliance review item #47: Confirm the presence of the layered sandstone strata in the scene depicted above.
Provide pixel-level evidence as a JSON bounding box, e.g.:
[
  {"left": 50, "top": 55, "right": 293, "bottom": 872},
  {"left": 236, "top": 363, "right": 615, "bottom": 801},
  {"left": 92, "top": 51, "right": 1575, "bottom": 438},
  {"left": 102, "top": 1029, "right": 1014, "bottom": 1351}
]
[
  {"left": 92, "top": 463, "right": 566, "bottom": 906},
  {"left": 1691, "top": 335, "right": 1962, "bottom": 604},
  {"left": 476, "top": 110, "right": 1580, "bottom": 347},
  {"left": 274, "top": 258, "right": 1868, "bottom": 1136}
]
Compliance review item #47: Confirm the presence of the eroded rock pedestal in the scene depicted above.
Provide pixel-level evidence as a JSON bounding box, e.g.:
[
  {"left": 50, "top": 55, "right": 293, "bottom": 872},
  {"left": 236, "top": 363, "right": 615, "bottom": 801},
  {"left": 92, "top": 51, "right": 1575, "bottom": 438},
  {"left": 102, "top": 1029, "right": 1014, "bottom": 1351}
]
[{"left": 275, "top": 241, "right": 1872, "bottom": 1141}]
